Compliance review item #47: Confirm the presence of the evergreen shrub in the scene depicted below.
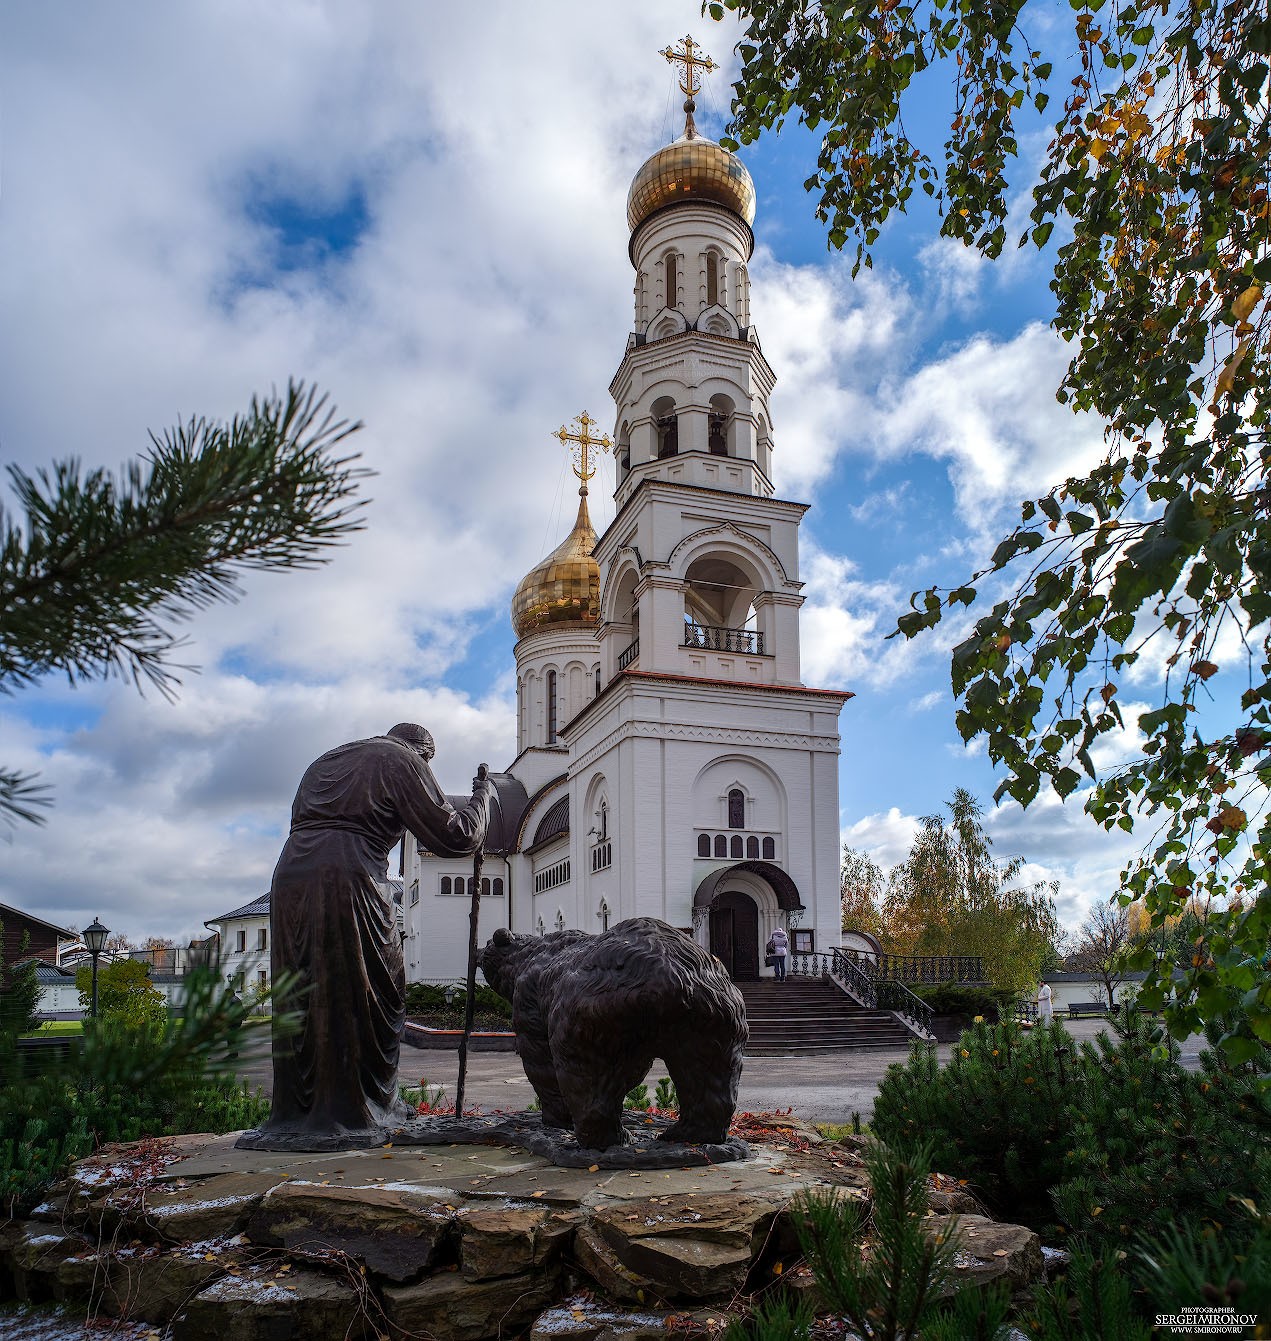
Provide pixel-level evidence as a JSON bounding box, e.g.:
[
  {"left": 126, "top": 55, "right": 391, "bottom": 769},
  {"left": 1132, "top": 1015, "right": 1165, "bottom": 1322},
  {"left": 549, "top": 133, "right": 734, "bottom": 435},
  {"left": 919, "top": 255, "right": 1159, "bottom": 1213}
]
[
  {"left": 0, "top": 968, "right": 273, "bottom": 1217},
  {"left": 911, "top": 982, "right": 1017, "bottom": 1021},
  {"left": 1050, "top": 1010, "right": 1271, "bottom": 1251},
  {"left": 872, "top": 1018, "right": 1076, "bottom": 1222},
  {"left": 872, "top": 1006, "right": 1271, "bottom": 1247},
  {"left": 404, "top": 981, "right": 512, "bottom": 1022}
]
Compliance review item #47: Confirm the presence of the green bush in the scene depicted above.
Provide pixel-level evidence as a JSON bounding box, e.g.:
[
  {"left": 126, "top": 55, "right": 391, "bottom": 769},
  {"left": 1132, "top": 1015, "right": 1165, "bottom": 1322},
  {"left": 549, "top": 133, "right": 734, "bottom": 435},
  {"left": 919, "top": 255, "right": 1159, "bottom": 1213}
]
[
  {"left": 911, "top": 982, "right": 1017, "bottom": 1021},
  {"left": 872, "top": 1018, "right": 1077, "bottom": 1223},
  {"left": 872, "top": 1006, "right": 1271, "bottom": 1250},
  {"left": 0, "top": 923, "right": 41, "bottom": 1044},
  {"left": 74, "top": 958, "right": 168, "bottom": 1030},
  {"left": 1050, "top": 1011, "right": 1271, "bottom": 1251},
  {"left": 404, "top": 981, "right": 512, "bottom": 1021},
  {"left": 0, "top": 967, "right": 274, "bottom": 1217}
]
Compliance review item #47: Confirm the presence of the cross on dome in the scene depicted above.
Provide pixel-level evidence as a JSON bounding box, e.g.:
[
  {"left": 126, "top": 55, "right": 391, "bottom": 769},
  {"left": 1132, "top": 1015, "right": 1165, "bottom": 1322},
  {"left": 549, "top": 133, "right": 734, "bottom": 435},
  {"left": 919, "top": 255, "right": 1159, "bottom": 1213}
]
[
  {"left": 660, "top": 34, "right": 718, "bottom": 98},
  {"left": 660, "top": 34, "right": 719, "bottom": 139},
  {"left": 554, "top": 411, "right": 612, "bottom": 493}
]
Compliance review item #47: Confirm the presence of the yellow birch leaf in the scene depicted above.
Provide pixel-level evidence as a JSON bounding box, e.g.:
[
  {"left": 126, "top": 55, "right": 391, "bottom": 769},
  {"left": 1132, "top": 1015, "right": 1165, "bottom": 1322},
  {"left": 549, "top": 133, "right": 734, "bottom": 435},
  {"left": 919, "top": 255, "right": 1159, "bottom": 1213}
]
[
  {"left": 1215, "top": 338, "right": 1251, "bottom": 399},
  {"left": 1232, "top": 285, "right": 1263, "bottom": 322}
]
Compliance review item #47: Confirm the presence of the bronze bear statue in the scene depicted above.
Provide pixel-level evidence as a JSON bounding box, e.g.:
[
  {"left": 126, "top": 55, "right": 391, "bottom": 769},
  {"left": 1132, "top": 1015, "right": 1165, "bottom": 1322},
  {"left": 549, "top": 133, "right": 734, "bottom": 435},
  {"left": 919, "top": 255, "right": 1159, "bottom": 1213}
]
[{"left": 480, "top": 917, "right": 747, "bottom": 1150}]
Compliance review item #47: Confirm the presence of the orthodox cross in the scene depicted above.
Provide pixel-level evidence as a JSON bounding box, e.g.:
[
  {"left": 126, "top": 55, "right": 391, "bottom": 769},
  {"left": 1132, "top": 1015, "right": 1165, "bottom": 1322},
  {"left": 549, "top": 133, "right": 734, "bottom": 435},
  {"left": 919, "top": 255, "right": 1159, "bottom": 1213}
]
[
  {"left": 555, "top": 411, "right": 612, "bottom": 489},
  {"left": 660, "top": 34, "right": 718, "bottom": 98}
]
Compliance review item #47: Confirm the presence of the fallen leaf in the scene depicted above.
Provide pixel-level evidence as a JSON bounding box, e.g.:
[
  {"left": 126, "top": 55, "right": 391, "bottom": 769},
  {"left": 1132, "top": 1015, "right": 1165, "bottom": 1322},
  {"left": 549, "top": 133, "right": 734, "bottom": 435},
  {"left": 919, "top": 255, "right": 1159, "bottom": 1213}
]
[
  {"left": 588, "top": 1165, "right": 599, "bottom": 1173},
  {"left": 993, "top": 1249, "right": 1009, "bottom": 1257}
]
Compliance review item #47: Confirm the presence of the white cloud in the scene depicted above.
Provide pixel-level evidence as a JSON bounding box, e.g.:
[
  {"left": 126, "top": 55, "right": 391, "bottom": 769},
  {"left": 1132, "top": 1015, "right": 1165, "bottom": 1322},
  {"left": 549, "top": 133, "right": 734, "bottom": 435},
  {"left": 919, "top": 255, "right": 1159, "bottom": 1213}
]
[{"left": 878, "top": 323, "right": 1107, "bottom": 527}]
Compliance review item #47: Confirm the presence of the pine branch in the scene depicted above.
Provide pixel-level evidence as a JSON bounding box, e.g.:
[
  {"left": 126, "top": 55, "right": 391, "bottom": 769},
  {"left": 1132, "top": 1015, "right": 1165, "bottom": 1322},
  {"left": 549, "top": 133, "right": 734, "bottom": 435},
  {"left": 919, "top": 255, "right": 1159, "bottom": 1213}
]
[
  {"left": 0, "top": 380, "right": 368, "bottom": 824},
  {"left": 0, "top": 769, "right": 53, "bottom": 830}
]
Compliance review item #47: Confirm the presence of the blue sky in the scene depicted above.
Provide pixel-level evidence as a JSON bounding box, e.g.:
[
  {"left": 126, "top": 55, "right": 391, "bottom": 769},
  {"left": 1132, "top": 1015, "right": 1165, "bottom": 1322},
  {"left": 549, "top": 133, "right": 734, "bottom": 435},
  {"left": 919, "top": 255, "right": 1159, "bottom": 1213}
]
[{"left": 0, "top": 1, "right": 1142, "bottom": 943}]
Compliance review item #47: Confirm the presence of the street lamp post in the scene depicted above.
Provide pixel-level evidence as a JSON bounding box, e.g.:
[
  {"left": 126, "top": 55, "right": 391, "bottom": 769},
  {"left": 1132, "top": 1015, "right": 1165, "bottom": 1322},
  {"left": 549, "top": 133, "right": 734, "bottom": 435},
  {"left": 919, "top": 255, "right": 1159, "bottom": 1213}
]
[{"left": 83, "top": 918, "right": 109, "bottom": 1020}]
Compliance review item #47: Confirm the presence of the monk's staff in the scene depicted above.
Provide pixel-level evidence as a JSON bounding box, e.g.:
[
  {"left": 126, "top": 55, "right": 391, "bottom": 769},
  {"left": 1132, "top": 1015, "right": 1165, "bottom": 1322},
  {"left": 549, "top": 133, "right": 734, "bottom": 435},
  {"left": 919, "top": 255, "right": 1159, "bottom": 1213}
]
[{"left": 455, "top": 766, "right": 494, "bottom": 1119}]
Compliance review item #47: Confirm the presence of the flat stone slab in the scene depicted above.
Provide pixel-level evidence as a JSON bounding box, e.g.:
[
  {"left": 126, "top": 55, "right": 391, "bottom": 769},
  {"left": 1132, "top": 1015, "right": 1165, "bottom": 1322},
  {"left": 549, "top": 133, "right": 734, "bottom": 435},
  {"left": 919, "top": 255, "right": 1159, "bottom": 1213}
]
[
  {"left": 240, "top": 1109, "right": 749, "bottom": 1168},
  {"left": 246, "top": 1180, "right": 455, "bottom": 1284}
]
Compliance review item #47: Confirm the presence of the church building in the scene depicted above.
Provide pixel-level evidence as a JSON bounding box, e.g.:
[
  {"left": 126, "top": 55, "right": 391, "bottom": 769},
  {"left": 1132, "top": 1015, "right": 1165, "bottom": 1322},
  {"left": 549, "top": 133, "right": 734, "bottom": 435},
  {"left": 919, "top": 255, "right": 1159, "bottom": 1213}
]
[{"left": 402, "top": 40, "right": 852, "bottom": 984}]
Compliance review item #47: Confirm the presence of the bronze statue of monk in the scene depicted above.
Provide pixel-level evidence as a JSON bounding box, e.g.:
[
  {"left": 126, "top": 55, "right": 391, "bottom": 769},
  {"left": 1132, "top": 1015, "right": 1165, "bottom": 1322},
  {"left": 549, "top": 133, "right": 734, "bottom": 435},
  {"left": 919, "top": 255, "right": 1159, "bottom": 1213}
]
[{"left": 238, "top": 723, "right": 491, "bottom": 1150}]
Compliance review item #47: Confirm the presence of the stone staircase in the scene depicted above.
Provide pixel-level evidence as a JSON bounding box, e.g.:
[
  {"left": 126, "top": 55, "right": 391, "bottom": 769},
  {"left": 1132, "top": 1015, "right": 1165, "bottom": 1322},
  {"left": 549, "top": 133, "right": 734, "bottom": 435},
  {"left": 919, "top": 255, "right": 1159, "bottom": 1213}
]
[{"left": 737, "top": 977, "right": 917, "bottom": 1054}]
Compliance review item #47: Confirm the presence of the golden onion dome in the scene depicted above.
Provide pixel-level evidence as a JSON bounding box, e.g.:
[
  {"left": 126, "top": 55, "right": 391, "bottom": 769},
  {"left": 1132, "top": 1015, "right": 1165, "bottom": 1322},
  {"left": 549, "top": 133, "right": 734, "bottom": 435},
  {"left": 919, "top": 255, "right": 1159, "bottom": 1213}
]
[
  {"left": 510, "top": 489, "right": 600, "bottom": 640},
  {"left": 626, "top": 128, "right": 756, "bottom": 234}
]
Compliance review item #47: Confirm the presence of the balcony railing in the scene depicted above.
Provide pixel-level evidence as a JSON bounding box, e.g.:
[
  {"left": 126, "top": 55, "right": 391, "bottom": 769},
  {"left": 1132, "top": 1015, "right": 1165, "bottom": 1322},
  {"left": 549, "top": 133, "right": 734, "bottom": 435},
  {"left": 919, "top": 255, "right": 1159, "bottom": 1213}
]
[
  {"left": 836, "top": 949, "right": 985, "bottom": 985},
  {"left": 683, "top": 622, "right": 765, "bottom": 655},
  {"left": 591, "top": 840, "right": 613, "bottom": 873},
  {"left": 617, "top": 637, "right": 640, "bottom": 672}
]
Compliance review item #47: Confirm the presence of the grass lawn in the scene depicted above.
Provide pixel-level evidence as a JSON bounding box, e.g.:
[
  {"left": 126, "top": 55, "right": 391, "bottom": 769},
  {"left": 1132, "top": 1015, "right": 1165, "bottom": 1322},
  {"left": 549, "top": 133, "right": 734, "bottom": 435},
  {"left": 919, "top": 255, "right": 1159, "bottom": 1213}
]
[{"left": 24, "top": 1021, "right": 84, "bottom": 1036}]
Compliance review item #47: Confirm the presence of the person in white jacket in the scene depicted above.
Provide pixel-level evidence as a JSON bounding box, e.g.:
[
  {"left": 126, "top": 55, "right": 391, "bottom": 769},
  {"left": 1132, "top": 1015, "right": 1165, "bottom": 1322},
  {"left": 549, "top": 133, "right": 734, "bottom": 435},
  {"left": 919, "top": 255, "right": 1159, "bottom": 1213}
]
[
  {"left": 1037, "top": 980, "right": 1054, "bottom": 1024},
  {"left": 768, "top": 926, "right": 790, "bottom": 982}
]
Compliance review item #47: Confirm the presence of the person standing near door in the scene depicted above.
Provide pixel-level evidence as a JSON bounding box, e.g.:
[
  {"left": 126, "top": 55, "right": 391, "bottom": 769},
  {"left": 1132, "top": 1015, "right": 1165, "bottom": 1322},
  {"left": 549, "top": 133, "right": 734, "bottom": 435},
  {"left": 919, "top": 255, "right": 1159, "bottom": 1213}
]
[{"left": 768, "top": 925, "right": 789, "bottom": 981}]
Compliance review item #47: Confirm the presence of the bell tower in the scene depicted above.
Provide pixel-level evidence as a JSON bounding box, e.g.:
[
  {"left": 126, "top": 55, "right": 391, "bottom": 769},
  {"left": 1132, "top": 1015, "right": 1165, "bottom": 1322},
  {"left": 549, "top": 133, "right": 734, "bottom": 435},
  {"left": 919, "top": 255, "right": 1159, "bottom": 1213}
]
[
  {"left": 560, "top": 37, "right": 850, "bottom": 957},
  {"left": 593, "top": 37, "right": 802, "bottom": 692}
]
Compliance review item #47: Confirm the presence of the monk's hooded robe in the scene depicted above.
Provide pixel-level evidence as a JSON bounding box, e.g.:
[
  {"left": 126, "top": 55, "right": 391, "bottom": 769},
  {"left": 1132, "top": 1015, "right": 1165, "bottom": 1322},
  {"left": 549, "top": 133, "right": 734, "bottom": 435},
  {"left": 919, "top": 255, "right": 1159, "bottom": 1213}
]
[{"left": 254, "top": 734, "right": 490, "bottom": 1148}]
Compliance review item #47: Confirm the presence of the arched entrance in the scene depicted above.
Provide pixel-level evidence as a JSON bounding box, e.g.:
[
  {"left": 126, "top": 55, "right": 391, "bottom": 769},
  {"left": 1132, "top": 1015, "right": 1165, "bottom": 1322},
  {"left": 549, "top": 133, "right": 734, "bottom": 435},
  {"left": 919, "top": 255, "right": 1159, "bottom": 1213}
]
[
  {"left": 695, "top": 861, "right": 804, "bottom": 982},
  {"left": 709, "top": 890, "right": 759, "bottom": 981}
]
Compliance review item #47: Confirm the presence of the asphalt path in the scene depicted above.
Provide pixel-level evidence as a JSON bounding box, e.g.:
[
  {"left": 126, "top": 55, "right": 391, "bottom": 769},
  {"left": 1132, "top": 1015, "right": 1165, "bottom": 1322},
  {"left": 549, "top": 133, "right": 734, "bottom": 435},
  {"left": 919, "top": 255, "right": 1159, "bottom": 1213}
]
[{"left": 231, "top": 1018, "right": 1205, "bottom": 1123}]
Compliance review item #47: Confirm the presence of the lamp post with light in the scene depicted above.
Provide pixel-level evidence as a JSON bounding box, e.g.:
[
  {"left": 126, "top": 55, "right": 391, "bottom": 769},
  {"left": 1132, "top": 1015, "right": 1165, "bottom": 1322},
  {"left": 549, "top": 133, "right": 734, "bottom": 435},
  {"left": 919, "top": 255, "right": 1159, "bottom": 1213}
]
[{"left": 82, "top": 918, "right": 109, "bottom": 1020}]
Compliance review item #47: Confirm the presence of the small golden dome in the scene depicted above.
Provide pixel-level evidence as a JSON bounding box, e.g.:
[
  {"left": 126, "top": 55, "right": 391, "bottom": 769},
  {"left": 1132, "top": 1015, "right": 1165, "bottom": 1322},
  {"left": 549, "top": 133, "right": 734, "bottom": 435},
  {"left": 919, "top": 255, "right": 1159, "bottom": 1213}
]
[
  {"left": 627, "top": 130, "right": 756, "bottom": 234},
  {"left": 510, "top": 490, "right": 600, "bottom": 640}
]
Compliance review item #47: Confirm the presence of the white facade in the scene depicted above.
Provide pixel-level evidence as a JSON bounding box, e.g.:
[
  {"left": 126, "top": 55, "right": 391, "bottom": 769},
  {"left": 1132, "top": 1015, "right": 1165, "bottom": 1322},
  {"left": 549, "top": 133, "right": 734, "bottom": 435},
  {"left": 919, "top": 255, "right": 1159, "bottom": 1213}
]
[
  {"left": 403, "top": 115, "right": 850, "bottom": 984},
  {"left": 204, "top": 894, "right": 272, "bottom": 997}
]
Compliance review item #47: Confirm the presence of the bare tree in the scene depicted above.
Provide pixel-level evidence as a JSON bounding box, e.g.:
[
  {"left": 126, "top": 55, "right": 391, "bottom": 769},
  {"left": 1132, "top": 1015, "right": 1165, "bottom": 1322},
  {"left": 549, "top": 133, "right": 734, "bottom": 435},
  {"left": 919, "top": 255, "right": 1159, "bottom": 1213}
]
[{"left": 1067, "top": 902, "right": 1132, "bottom": 1009}]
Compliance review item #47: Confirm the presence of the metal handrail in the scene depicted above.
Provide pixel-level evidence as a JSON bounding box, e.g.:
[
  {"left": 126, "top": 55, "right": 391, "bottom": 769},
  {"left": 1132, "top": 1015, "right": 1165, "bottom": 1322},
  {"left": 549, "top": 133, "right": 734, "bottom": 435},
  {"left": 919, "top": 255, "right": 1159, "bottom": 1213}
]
[
  {"left": 828, "top": 948, "right": 878, "bottom": 1010},
  {"left": 617, "top": 638, "right": 639, "bottom": 672},
  {"left": 683, "top": 622, "right": 765, "bottom": 655},
  {"left": 836, "top": 948, "right": 985, "bottom": 985},
  {"left": 876, "top": 979, "right": 935, "bottom": 1039}
]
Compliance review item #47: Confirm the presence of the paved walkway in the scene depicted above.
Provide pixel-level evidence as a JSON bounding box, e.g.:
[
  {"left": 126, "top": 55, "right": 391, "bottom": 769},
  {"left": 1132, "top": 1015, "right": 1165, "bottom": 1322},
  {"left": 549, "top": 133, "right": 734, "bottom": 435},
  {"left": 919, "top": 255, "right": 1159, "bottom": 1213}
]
[{"left": 232, "top": 1018, "right": 1204, "bottom": 1123}]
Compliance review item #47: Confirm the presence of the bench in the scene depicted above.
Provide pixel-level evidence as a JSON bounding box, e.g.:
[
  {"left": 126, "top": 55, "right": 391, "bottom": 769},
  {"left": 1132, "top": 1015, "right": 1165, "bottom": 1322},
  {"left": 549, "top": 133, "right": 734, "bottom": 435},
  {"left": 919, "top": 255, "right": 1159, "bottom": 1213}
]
[{"left": 1067, "top": 1001, "right": 1107, "bottom": 1018}]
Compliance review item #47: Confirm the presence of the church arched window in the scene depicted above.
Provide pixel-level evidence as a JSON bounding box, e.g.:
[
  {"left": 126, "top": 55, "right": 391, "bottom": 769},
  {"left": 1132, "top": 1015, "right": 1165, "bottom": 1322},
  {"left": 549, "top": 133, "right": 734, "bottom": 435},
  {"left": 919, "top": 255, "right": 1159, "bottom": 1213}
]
[
  {"left": 728, "top": 788, "right": 745, "bottom": 829},
  {"left": 599, "top": 899, "right": 611, "bottom": 933},
  {"left": 746, "top": 836, "right": 760, "bottom": 859},
  {"left": 537, "top": 916, "right": 546, "bottom": 937},
  {"left": 714, "top": 834, "right": 727, "bottom": 858},
  {"left": 481, "top": 878, "right": 491, "bottom": 896},
  {"left": 493, "top": 878, "right": 504, "bottom": 897},
  {"left": 546, "top": 669, "right": 558, "bottom": 744},
  {"left": 652, "top": 396, "right": 678, "bottom": 458},
  {"left": 665, "top": 252, "right": 678, "bottom": 310},
  {"left": 705, "top": 250, "right": 720, "bottom": 307},
  {"left": 762, "top": 836, "right": 776, "bottom": 860},
  {"left": 555, "top": 909, "right": 566, "bottom": 932},
  {"left": 598, "top": 801, "right": 609, "bottom": 842},
  {"left": 730, "top": 835, "right": 743, "bottom": 859},
  {"left": 440, "top": 876, "right": 451, "bottom": 895},
  {"left": 697, "top": 834, "right": 711, "bottom": 858},
  {"left": 595, "top": 665, "right": 602, "bottom": 696},
  {"left": 709, "top": 394, "right": 734, "bottom": 456}
]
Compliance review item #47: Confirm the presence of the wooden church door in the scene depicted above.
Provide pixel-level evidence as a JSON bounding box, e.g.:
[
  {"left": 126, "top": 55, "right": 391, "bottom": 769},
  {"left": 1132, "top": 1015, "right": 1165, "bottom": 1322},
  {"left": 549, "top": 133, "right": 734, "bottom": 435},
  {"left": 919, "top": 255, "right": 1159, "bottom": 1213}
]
[{"left": 709, "top": 890, "right": 760, "bottom": 980}]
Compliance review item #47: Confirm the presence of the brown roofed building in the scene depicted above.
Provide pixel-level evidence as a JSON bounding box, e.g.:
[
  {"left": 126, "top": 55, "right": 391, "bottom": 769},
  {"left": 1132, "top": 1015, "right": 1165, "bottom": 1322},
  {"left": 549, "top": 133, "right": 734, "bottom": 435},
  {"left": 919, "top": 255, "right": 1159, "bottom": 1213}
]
[{"left": 1, "top": 902, "right": 75, "bottom": 968}]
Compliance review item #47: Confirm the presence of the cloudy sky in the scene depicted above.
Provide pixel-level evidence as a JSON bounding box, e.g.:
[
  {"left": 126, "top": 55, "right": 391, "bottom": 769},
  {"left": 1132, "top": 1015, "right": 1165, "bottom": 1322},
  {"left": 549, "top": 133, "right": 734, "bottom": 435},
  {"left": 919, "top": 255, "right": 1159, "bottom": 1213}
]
[{"left": 0, "top": 1, "right": 1139, "bottom": 944}]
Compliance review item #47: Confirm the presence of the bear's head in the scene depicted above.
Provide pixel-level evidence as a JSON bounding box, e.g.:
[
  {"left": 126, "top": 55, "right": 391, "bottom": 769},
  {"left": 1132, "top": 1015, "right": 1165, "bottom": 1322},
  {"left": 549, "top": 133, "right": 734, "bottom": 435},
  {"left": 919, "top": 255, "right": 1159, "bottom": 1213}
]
[{"left": 479, "top": 926, "right": 591, "bottom": 1003}]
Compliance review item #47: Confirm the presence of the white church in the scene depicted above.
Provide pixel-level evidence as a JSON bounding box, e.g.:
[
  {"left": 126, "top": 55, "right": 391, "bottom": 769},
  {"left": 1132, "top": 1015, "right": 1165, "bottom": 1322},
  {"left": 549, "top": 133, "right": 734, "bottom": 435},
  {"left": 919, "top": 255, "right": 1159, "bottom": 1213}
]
[{"left": 402, "top": 45, "right": 852, "bottom": 985}]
